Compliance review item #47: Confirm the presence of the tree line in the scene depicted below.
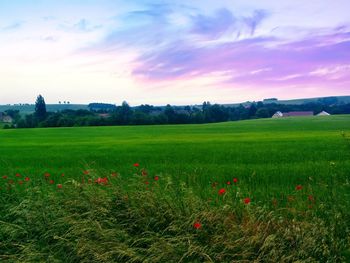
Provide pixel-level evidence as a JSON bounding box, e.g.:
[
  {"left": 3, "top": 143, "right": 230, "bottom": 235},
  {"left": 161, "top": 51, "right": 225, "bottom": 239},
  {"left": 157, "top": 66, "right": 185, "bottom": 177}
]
[{"left": 4, "top": 95, "right": 350, "bottom": 129}]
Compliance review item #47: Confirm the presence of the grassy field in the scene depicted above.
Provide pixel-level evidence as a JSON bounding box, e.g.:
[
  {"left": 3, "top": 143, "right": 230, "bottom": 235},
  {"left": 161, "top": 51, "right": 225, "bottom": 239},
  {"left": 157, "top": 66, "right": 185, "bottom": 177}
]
[{"left": 0, "top": 116, "right": 350, "bottom": 262}]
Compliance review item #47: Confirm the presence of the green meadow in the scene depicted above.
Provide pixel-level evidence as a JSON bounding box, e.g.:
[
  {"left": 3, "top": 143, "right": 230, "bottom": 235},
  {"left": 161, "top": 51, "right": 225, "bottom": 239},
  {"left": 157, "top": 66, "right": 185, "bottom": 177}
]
[{"left": 1, "top": 116, "right": 350, "bottom": 262}]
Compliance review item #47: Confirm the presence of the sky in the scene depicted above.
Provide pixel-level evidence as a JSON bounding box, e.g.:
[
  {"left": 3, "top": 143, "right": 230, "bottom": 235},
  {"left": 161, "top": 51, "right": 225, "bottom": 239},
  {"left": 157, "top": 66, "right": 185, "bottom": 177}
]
[{"left": 0, "top": 0, "right": 349, "bottom": 105}]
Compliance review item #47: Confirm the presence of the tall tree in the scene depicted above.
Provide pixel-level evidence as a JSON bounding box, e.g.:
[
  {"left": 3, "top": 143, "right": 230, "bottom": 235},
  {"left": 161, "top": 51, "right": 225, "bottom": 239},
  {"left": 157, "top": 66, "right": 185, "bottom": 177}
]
[{"left": 35, "top": 95, "right": 47, "bottom": 121}]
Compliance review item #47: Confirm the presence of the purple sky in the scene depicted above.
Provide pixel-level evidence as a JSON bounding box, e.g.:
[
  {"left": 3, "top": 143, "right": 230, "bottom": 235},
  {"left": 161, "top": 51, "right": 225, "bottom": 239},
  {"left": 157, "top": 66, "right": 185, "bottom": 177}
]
[{"left": 0, "top": 0, "right": 349, "bottom": 105}]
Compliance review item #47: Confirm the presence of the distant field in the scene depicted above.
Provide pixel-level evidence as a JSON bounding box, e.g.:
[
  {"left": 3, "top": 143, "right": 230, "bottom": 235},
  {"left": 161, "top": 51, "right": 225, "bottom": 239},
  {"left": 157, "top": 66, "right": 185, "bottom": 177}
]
[
  {"left": 277, "top": 95, "right": 350, "bottom": 105},
  {"left": 223, "top": 95, "right": 350, "bottom": 106},
  {"left": 1, "top": 115, "right": 350, "bottom": 196},
  {"left": 1, "top": 116, "right": 349, "bottom": 261}
]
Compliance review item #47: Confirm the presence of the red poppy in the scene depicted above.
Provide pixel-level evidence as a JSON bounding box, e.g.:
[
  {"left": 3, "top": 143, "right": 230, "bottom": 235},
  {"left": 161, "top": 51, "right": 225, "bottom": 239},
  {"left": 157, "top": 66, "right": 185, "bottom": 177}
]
[
  {"left": 233, "top": 178, "right": 238, "bottom": 183},
  {"left": 193, "top": 222, "right": 202, "bottom": 229},
  {"left": 218, "top": 188, "right": 226, "bottom": 195},
  {"left": 244, "top": 197, "right": 251, "bottom": 204},
  {"left": 57, "top": 184, "right": 62, "bottom": 189},
  {"left": 2, "top": 175, "right": 8, "bottom": 179},
  {"left": 95, "top": 177, "right": 108, "bottom": 185},
  {"left": 61, "top": 173, "right": 65, "bottom": 177},
  {"left": 295, "top": 185, "right": 303, "bottom": 191},
  {"left": 133, "top": 163, "right": 140, "bottom": 167},
  {"left": 15, "top": 173, "right": 21, "bottom": 177},
  {"left": 226, "top": 181, "right": 231, "bottom": 185},
  {"left": 18, "top": 180, "right": 23, "bottom": 185},
  {"left": 154, "top": 176, "right": 159, "bottom": 181},
  {"left": 25, "top": 177, "right": 30, "bottom": 182},
  {"left": 83, "top": 170, "right": 89, "bottom": 175},
  {"left": 145, "top": 181, "right": 149, "bottom": 185},
  {"left": 49, "top": 180, "right": 54, "bottom": 184},
  {"left": 44, "top": 173, "right": 50, "bottom": 178},
  {"left": 308, "top": 195, "right": 315, "bottom": 202}
]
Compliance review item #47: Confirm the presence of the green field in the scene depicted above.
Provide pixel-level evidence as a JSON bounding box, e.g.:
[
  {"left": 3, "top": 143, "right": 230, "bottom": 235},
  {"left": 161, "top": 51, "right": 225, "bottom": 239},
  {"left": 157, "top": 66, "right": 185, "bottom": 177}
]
[
  {"left": 1, "top": 116, "right": 350, "bottom": 262},
  {"left": 1, "top": 115, "right": 350, "bottom": 193}
]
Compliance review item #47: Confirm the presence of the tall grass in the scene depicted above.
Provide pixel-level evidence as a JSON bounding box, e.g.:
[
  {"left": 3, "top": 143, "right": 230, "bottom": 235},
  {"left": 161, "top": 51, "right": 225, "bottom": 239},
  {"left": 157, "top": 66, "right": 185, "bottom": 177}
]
[{"left": 0, "top": 164, "right": 349, "bottom": 262}]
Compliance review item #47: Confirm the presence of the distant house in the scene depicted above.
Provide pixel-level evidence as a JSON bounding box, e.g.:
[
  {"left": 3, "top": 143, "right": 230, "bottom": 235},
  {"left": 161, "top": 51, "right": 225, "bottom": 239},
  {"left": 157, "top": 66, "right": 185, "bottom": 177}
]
[
  {"left": 0, "top": 113, "right": 13, "bottom": 123},
  {"left": 283, "top": 111, "right": 314, "bottom": 117},
  {"left": 272, "top": 111, "right": 314, "bottom": 118},
  {"left": 98, "top": 113, "right": 110, "bottom": 118},
  {"left": 272, "top": 111, "right": 283, "bottom": 118},
  {"left": 317, "top": 111, "right": 331, "bottom": 116}
]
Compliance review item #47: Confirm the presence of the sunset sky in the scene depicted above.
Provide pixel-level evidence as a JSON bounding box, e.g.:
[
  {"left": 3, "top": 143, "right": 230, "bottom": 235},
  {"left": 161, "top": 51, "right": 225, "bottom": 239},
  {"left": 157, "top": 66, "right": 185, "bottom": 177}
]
[{"left": 0, "top": 0, "right": 349, "bottom": 105}]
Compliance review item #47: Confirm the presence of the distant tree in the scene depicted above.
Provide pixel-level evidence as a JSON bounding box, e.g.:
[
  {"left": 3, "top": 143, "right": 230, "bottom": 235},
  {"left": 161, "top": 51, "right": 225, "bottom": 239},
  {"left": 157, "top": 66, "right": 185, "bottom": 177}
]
[
  {"left": 256, "top": 101, "right": 264, "bottom": 108},
  {"left": 35, "top": 95, "right": 47, "bottom": 121},
  {"left": 256, "top": 108, "right": 270, "bottom": 118},
  {"left": 164, "top": 104, "right": 176, "bottom": 123},
  {"left": 318, "top": 97, "right": 338, "bottom": 106},
  {"left": 248, "top": 103, "right": 257, "bottom": 118}
]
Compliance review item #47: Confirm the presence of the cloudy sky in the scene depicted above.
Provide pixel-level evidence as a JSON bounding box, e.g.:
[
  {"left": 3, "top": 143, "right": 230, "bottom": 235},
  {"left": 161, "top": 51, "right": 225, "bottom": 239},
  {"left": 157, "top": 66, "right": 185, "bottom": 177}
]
[{"left": 0, "top": 0, "right": 349, "bottom": 105}]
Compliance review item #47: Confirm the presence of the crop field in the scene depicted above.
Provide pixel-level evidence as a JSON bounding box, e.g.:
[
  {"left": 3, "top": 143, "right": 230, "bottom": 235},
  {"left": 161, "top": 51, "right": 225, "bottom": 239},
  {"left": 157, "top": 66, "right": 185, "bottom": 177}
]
[{"left": 0, "top": 116, "right": 350, "bottom": 262}]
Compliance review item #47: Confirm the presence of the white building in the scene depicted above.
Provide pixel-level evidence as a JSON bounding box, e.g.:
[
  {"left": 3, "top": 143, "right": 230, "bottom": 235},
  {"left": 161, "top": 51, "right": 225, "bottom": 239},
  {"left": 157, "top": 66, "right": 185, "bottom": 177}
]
[
  {"left": 272, "top": 111, "right": 283, "bottom": 118},
  {"left": 317, "top": 111, "right": 331, "bottom": 116}
]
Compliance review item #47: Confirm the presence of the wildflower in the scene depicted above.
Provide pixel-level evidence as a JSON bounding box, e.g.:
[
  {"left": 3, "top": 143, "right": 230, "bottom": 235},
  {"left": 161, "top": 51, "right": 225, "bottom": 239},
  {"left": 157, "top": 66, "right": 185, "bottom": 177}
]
[
  {"left": 145, "top": 181, "right": 149, "bottom": 185},
  {"left": 61, "top": 173, "right": 65, "bottom": 177},
  {"left": 295, "top": 185, "right": 303, "bottom": 191},
  {"left": 16, "top": 173, "right": 21, "bottom": 177},
  {"left": 95, "top": 177, "right": 108, "bottom": 185},
  {"left": 154, "top": 176, "right": 159, "bottom": 181},
  {"left": 227, "top": 181, "right": 231, "bottom": 185},
  {"left": 308, "top": 195, "right": 315, "bottom": 202},
  {"left": 57, "top": 184, "right": 62, "bottom": 189},
  {"left": 244, "top": 197, "right": 251, "bottom": 204},
  {"left": 2, "top": 175, "right": 8, "bottom": 179},
  {"left": 193, "top": 221, "right": 202, "bottom": 229},
  {"left": 44, "top": 173, "right": 50, "bottom": 178},
  {"left": 133, "top": 163, "right": 140, "bottom": 167},
  {"left": 218, "top": 188, "right": 226, "bottom": 195},
  {"left": 83, "top": 170, "right": 89, "bottom": 175},
  {"left": 25, "top": 177, "right": 30, "bottom": 182},
  {"left": 49, "top": 180, "right": 54, "bottom": 184},
  {"left": 233, "top": 178, "right": 238, "bottom": 183},
  {"left": 18, "top": 180, "right": 23, "bottom": 185}
]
